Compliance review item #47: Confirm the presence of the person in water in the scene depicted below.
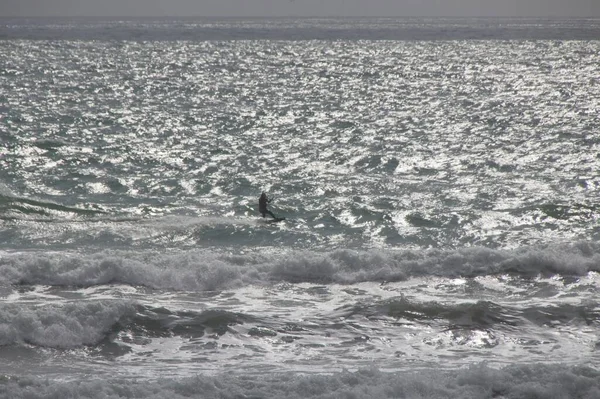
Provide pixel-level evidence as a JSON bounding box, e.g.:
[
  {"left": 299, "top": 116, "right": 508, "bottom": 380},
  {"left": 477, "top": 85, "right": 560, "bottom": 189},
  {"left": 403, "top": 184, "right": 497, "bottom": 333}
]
[{"left": 259, "top": 192, "right": 276, "bottom": 218}]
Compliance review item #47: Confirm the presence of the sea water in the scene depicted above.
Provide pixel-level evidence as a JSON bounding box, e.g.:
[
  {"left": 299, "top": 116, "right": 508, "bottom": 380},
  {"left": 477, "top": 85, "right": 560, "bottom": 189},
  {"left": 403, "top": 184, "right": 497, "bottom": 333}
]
[{"left": 1, "top": 17, "right": 600, "bottom": 398}]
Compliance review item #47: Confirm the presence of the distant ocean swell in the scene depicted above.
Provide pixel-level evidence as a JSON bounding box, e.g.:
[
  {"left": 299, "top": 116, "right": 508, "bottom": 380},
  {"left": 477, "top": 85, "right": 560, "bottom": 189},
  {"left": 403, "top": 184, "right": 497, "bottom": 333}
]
[
  {"left": 1, "top": 241, "right": 599, "bottom": 290},
  {"left": 2, "top": 17, "right": 600, "bottom": 41},
  {"left": 0, "top": 364, "right": 599, "bottom": 398}
]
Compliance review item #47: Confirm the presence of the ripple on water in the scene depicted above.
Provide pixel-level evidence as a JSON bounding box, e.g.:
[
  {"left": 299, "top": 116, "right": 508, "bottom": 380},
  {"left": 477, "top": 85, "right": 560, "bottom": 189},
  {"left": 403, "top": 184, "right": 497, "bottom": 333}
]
[{"left": 2, "top": 40, "right": 600, "bottom": 249}]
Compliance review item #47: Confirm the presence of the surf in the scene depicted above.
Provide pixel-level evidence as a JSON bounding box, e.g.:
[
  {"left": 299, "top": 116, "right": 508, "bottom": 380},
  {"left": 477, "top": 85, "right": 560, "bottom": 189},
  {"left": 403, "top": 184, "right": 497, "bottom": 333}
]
[{"left": 1, "top": 241, "right": 598, "bottom": 291}]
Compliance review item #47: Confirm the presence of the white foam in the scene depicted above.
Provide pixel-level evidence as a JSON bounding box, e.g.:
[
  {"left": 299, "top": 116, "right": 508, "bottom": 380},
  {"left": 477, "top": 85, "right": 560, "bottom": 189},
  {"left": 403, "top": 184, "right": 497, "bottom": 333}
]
[
  {"left": 1, "top": 241, "right": 599, "bottom": 291},
  {"left": 0, "top": 183, "right": 15, "bottom": 197},
  {"left": 0, "top": 300, "right": 136, "bottom": 348},
  {"left": 0, "top": 363, "right": 598, "bottom": 399}
]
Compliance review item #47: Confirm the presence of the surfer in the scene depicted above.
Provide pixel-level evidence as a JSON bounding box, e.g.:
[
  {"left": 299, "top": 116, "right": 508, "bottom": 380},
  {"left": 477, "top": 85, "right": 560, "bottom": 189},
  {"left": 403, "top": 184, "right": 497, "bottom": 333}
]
[{"left": 259, "top": 192, "right": 276, "bottom": 219}]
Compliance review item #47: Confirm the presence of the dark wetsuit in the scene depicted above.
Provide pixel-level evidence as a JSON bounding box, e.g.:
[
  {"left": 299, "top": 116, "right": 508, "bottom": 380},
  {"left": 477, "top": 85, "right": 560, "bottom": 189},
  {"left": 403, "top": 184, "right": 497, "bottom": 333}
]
[{"left": 259, "top": 193, "right": 275, "bottom": 218}]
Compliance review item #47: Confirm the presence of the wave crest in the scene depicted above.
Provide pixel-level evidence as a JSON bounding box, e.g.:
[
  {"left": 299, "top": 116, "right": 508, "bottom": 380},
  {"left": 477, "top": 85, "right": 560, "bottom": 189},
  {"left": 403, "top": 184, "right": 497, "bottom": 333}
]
[
  {"left": 1, "top": 363, "right": 599, "bottom": 399},
  {"left": 1, "top": 241, "right": 599, "bottom": 291},
  {"left": 0, "top": 300, "right": 136, "bottom": 348}
]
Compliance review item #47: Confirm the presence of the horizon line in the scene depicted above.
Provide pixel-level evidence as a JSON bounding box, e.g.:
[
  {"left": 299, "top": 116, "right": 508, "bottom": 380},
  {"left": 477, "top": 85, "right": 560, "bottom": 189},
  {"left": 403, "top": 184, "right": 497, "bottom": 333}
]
[{"left": 1, "top": 15, "right": 598, "bottom": 19}]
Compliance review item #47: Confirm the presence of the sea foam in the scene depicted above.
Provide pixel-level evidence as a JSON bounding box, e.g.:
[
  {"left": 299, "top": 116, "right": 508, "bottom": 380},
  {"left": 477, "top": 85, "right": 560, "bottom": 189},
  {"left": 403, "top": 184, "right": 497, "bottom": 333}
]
[
  {"left": 0, "top": 300, "right": 135, "bottom": 348},
  {"left": 0, "top": 363, "right": 598, "bottom": 399},
  {"left": 0, "top": 241, "right": 598, "bottom": 291}
]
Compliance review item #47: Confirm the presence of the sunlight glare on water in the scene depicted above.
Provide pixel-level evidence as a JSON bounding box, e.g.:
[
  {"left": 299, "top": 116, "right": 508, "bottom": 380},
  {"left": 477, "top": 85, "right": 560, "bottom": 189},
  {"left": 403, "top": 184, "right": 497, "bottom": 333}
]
[{"left": 2, "top": 18, "right": 600, "bottom": 398}]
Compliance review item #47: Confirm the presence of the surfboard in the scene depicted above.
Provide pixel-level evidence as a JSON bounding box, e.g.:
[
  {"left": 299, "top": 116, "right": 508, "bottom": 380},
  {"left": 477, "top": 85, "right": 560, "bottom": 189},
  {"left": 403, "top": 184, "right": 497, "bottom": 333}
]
[{"left": 265, "top": 217, "right": 286, "bottom": 223}]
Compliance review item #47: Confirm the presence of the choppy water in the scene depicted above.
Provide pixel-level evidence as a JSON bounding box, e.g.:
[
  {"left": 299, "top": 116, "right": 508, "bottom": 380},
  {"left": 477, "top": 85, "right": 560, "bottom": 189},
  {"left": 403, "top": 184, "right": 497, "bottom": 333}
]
[{"left": 1, "top": 17, "right": 600, "bottom": 398}]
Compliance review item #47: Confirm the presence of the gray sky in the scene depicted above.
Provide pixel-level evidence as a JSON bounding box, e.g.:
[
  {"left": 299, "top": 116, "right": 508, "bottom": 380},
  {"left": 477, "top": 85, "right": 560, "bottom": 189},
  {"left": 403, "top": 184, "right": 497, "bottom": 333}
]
[{"left": 2, "top": 0, "right": 599, "bottom": 17}]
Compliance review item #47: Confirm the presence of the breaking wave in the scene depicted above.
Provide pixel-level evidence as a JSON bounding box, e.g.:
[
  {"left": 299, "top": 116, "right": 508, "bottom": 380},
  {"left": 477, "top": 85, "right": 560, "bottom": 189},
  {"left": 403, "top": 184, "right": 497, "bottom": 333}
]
[
  {"left": 0, "top": 363, "right": 599, "bottom": 399},
  {"left": 0, "top": 241, "right": 598, "bottom": 291},
  {"left": 0, "top": 300, "right": 135, "bottom": 348}
]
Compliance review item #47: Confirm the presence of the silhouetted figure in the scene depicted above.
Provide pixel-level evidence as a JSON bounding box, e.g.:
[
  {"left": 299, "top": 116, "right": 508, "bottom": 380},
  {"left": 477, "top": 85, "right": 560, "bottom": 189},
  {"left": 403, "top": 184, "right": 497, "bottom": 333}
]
[{"left": 259, "top": 192, "right": 276, "bottom": 218}]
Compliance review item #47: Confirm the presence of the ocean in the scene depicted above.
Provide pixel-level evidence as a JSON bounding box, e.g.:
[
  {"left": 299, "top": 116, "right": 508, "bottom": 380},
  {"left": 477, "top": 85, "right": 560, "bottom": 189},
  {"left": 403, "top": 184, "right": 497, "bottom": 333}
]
[{"left": 1, "top": 16, "right": 600, "bottom": 398}]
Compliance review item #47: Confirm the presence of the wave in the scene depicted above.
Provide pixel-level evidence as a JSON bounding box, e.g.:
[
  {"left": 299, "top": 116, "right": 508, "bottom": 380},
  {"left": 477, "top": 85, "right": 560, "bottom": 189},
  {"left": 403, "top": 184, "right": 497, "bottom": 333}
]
[
  {"left": 337, "top": 296, "right": 600, "bottom": 331},
  {"left": 3, "top": 296, "right": 596, "bottom": 351},
  {"left": 0, "top": 363, "right": 598, "bottom": 399},
  {"left": 123, "top": 306, "right": 253, "bottom": 341},
  {"left": 0, "top": 200, "right": 256, "bottom": 226},
  {"left": 0, "top": 241, "right": 599, "bottom": 291},
  {"left": 0, "top": 194, "right": 105, "bottom": 220},
  {"left": 0, "top": 300, "right": 254, "bottom": 350},
  {"left": 0, "top": 300, "right": 136, "bottom": 349}
]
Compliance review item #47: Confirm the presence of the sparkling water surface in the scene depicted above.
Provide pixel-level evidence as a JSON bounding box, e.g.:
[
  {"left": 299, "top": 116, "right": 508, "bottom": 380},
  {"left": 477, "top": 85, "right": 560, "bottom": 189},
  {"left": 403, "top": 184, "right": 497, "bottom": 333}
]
[
  {"left": 1, "top": 17, "right": 600, "bottom": 398},
  {"left": 4, "top": 38, "right": 600, "bottom": 249}
]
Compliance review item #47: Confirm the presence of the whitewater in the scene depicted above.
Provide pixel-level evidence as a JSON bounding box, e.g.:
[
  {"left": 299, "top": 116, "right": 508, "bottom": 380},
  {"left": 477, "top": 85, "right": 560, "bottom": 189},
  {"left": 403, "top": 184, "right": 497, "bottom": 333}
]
[{"left": 1, "top": 16, "right": 600, "bottom": 398}]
